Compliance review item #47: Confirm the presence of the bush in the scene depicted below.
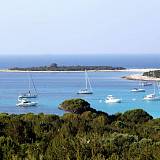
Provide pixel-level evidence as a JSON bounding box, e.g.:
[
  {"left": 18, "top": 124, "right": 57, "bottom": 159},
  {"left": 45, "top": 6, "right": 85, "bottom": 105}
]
[
  {"left": 59, "top": 99, "right": 91, "bottom": 114},
  {"left": 120, "top": 109, "right": 153, "bottom": 124}
]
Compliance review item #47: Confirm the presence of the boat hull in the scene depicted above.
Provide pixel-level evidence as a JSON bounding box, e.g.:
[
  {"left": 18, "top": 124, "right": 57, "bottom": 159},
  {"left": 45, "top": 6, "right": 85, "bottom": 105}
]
[
  {"left": 144, "top": 97, "right": 160, "bottom": 101},
  {"left": 105, "top": 99, "right": 121, "bottom": 103},
  {"left": 141, "top": 82, "right": 152, "bottom": 86},
  {"left": 19, "top": 95, "right": 37, "bottom": 99},
  {"left": 77, "top": 89, "right": 93, "bottom": 94},
  {"left": 19, "top": 94, "right": 38, "bottom": 99},
  {"left": 77, "top": 92, "right": 93, "bottom": 94},
  {"left": 131, "top": 89, "right": 145, "bottom": 92},
  {"left": 16, "top": 102, "right": 37, "bottom": 107}
]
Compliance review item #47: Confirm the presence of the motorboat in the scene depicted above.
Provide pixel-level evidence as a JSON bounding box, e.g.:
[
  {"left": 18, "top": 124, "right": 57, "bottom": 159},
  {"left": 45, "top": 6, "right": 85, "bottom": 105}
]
[
  {"left": 16, "top": 98, "right": 38, "bottom": 107},
  {"left": 130, "top": 88, "right": 145, "bottom": 92},
  {"left": 105, "top": 95, "right": 121, "bottom": 103},
  {"left": 77, "top": 70, "right": 93, "bottom": 94}
]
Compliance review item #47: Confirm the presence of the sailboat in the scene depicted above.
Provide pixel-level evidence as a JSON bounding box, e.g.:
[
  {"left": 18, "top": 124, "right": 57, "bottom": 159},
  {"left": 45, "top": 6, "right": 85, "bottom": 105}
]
[
  {"left": 77, "top": 70, "right": 93, "bottom": 94},
  {"left": 130, "top": 81, "right": 145, "bottom": 92},
  {"left": 19, "top": 73, "right": 38, "bottom": 99},
  {"left": 144, "top": 81, "right": 160, "bottom": 101}
]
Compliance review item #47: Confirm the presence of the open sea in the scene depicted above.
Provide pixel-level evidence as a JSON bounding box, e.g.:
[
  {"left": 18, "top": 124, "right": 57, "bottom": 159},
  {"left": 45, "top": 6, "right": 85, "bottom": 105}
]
[{"left": 0, "top": 71, "right": 160, "bottom": 118}]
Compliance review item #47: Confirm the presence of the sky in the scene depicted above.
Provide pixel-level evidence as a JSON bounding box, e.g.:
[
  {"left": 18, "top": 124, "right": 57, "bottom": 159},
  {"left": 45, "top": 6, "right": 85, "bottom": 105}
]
[{"left": 0, "top": 0, "right": 160, "bottom": 55}]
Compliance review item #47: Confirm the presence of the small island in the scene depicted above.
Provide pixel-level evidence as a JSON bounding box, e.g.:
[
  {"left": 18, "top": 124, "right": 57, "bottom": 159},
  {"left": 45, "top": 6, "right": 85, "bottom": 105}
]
[{"left": 9, "top": 63, "right": 126, "bottom": 72}]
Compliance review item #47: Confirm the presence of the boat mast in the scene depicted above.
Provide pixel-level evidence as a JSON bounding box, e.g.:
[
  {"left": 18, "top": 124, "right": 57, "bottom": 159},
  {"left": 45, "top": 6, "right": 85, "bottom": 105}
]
[
  {"left": 30, "top": 74, "right": 38, "bottom": 95},
  {"left": 85, "top": 70, "right": 92, "bottom": 92},
  {"left": 85, "top": 70, "right": 88, "bottom": 89},
  {"left": 88, "top": 77, "right": 92, "bottom": 92},
  {"left": 153, "top": 71, "right": 156, "bottom": 95},
  {"left": 28, "top": 71, "right": 31, "bottom": 92}
]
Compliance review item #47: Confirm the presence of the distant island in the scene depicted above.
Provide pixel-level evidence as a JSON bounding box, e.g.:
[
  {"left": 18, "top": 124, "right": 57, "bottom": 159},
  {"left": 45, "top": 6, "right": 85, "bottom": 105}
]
[{"left": 9, "top": 63, "right": 125, "bottom": 71}]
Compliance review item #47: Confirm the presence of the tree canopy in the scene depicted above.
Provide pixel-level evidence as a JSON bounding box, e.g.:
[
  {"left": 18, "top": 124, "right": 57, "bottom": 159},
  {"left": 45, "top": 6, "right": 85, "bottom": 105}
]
[{"left": 0, "top": 99, "right": 159, "bottom": 159}]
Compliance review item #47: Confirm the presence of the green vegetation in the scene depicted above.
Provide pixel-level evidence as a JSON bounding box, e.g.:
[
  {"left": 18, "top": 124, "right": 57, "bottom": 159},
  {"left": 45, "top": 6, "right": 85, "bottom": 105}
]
[
  {"left": 58, "top": 99, "right": 107, "bottom": 115},
  {"left": 143, "top": 70, "right": 160, "bottom": 78},
  {"left": 0, "top": 99, "right": 160, "bottom": 159},
  {"left": 59, "top": 99, "right": 91, "bottom": 113},
  {"left": 10, "top": 63, "right": 125, "bottom": 71}
]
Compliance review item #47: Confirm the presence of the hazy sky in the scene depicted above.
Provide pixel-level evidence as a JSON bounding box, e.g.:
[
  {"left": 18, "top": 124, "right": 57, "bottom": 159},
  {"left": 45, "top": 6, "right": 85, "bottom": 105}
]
[{"left": 0, "top": 0, "right": 160, "bottom": 55}]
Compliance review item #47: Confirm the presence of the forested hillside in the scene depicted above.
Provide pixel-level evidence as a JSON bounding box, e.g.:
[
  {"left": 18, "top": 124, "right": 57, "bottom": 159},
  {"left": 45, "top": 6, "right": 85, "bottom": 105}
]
[{"left": 0, "top": 99, "right": 160, "bottom": 160}]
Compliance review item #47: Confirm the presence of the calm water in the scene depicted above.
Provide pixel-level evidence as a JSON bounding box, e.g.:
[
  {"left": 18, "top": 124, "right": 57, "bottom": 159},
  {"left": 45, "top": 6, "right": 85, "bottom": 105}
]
[{"left": 0, "top": 71, "right": 160, "bottom": 118}]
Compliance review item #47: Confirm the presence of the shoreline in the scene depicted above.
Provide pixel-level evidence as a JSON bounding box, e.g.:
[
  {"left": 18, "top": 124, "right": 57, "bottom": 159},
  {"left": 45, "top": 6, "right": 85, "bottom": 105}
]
[
  {"left": 123, "top": 74, "right": 160, "bottom": 81},
  {"left": 0, "top": 68, "right": 159, "bottom": 73}
]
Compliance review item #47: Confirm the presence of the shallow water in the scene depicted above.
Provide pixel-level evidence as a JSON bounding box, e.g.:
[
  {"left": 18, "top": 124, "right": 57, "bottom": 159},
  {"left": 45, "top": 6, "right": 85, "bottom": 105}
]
[{"left": 0, "top": 71, "right": 159, "bottom": 118}]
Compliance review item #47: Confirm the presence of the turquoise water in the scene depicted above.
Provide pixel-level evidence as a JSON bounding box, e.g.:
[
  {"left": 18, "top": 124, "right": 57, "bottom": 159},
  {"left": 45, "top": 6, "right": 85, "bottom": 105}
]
[{"left": 0, "top": 71, "right": 160, "bottom": 118}]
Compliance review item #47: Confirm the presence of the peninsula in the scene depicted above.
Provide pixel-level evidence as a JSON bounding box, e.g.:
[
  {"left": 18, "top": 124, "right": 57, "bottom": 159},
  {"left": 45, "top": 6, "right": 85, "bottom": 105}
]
[{"left": 123, "top": 69, "right": 160, "bottom": 81}]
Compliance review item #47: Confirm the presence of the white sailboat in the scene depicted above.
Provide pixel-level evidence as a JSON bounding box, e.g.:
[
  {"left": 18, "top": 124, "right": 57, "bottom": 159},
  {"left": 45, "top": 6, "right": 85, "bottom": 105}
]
[
  {"left": 19, "top": 73, "right": 38, "bottom": 99},
  {"left": 105, "top": 95, "right": 121, "bottom": 103},
  {"left": 144, "top": 81, "right": 160, "bottom": 101},
  {"left": 77, "top": 70, "right": 93, "bottom": 94},
  {"left": 131, "top": 81, "right": 145, "bottom": 92}
]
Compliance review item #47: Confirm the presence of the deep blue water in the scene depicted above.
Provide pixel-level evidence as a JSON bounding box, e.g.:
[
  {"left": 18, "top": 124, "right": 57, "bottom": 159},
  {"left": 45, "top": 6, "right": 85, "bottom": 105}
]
[
  {"left": 0, "top": 71, "right": 160, "bottom": 118},
  {"left": 0, "top": 54, "right": 160, "bottom": 68}
]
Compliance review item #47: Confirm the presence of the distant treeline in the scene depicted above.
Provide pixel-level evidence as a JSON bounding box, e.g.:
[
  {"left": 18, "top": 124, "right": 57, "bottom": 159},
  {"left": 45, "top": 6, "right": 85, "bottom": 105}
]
[
  {"left": 143, "top": 70, "right": 160, "bottom": 78},
  {"left": 10, "top": 63, "right": 125, "bottom": 71},
  {"left": 0, "top": 98, "right": 160, "bottom": 159}
]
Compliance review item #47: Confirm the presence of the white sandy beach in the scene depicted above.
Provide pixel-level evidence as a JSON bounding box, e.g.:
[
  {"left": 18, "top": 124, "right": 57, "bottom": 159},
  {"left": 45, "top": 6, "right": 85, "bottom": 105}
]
[
  {"left": 123, "top": 74, "right": 160, "bottom": 81},
  {"left": 0, "top": 68, "right": 159, "bottom": 73},
  {"left": 1, "top": 69, "right": 160, "bottom": 81}
]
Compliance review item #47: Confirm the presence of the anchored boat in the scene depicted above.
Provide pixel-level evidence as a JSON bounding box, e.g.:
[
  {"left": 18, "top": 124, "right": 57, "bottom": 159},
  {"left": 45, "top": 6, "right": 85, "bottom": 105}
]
[
  {"left": 144, "top": 81, "right": 160, "bottom": 101},
  {"left": 105, "top": 95, "right": 121, "bottom": 103},
  {"left": 19, "top": 73, "right": 38, "bottom": 99},
  {"left": 131, "top": 81, "right": 145, "bottom": 92},
  {"left": 141, "top": 81, "right": 152, "bottom": 86},
  {"left": 77, "top": 70, "right": 93, "bottom": 94},
  {"left": 16, "top": 98, "right": 38, "bottom": 107},
  {"left": 131, "top": 88, "right": 145, "bottom": 92}
]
